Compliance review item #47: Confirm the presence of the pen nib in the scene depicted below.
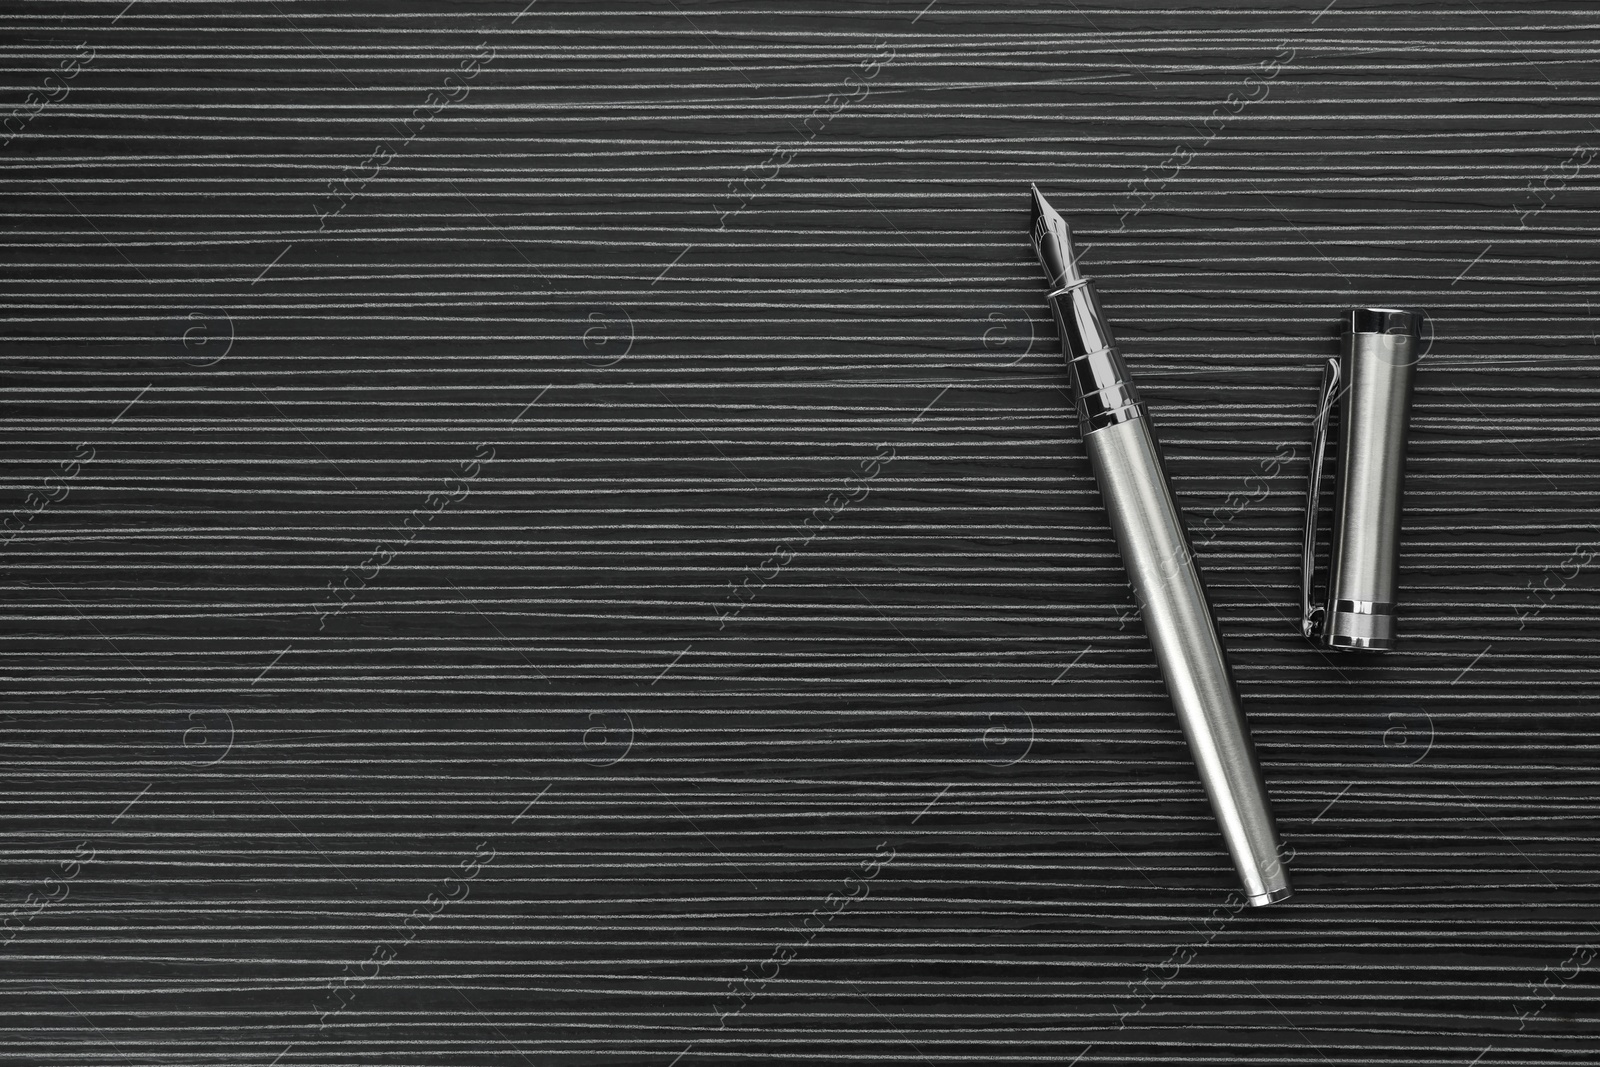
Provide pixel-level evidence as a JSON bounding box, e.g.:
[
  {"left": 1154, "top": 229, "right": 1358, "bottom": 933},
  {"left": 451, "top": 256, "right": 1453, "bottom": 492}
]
[{"left": 1029, "top": 183, "right": 1081, "bottom": 289}]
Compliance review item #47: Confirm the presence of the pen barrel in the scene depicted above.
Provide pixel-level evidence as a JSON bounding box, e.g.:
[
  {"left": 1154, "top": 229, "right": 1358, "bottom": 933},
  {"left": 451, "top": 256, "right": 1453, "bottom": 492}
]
[
  {"left": 1084, "top": 416, "right": 1291, "bottom": 906},
  {"left": 1323, "top": 313, "right": 1418, "bottom": 651}
]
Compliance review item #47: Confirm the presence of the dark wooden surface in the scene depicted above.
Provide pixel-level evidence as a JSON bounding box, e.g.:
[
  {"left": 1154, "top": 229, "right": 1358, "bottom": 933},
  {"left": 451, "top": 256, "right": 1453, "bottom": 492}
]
[{"left": 2, "top": 1, "right": 1598, "bottom": 1063}]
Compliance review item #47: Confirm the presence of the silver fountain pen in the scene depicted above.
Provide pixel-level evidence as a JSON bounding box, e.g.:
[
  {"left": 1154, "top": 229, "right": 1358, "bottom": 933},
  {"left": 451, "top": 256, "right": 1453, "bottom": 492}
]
[{"left": 1031, "top": 185, "right": 1290, "bottom": 906}]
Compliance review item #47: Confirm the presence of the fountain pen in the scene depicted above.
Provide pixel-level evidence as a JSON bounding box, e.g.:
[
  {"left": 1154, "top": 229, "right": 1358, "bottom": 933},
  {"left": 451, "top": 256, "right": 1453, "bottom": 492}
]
[{"left": 1031, "top": 185, "right": 1290, "bottom": 905}]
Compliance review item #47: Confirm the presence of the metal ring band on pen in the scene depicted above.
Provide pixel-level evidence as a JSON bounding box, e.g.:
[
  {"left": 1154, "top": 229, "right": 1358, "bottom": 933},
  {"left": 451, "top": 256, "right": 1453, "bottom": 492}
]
[
  {"left": 1065, "top": 352, "right": 1144, "bottom": 431},
  {"left": 1333, "top": 599, "right": 1395, "bottom": 616},
  {"left": 1046, "top": 280, "right": 1149, "bottom": 434}
]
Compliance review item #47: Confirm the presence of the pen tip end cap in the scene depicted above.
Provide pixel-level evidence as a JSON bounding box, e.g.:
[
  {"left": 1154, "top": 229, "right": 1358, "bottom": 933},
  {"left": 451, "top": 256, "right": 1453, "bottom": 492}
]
[{"left": 1247, "top": 885, "right": 1294, "bottom": 907}]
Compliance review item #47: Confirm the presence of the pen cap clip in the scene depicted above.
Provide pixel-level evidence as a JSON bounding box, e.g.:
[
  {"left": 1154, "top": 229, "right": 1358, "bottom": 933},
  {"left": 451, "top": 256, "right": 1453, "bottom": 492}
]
[
  {"left": 1300, "top": 357, "right": 1341, "bottom": 639},
  {"left": 1302, "top": 308, "right": 1422, "bottom": 652}
]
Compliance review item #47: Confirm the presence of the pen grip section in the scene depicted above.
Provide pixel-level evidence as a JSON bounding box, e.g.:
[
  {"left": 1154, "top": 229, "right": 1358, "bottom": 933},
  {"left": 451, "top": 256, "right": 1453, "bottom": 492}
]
[
  {"left": 1084, "top": 416, "right": 1290, "bottom": 905},
  {"left": 1048, "top": 281, "right": 1145, "bottom": 434}
]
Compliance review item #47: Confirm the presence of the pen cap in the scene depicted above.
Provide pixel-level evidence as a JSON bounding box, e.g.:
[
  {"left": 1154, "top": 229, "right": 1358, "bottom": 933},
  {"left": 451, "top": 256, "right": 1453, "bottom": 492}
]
[{"left": 1300, "top": 308, "right": 1421, "bottom": 651}]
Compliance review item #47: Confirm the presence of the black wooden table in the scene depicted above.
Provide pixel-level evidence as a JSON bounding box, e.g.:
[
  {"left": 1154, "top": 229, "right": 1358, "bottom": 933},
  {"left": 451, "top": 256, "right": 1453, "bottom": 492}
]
[{"left": 2, "top": 1, "right": 1597, "bottom": 1063}]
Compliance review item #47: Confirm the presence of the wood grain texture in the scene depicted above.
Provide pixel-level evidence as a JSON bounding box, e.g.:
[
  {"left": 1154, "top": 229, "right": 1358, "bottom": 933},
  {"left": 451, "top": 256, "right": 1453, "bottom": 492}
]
[{"left": 1, "top": 0, "right": 1597, "bottom": 1063}]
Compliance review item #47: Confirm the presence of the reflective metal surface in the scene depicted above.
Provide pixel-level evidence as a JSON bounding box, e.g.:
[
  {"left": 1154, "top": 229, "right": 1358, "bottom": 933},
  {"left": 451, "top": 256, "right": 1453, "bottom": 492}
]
[
  {"left": 1029, "top": 182, "right": 1079, "bottom": 290},
  {"left": 1301, "top": 356, "right": 1341, "bottom": 639},
  {"left": 1031, "top": 185, "right": 1290, "bottom": 905},
  {"left": 1302, "top": 308, "right": 1420, "bottom": 652},
  {"left": 1086, "top": 417, "right": 1291, "bottom": 906},
  {"left": 1046, "top": 282, "right": 1144, "bottom": 433}
]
